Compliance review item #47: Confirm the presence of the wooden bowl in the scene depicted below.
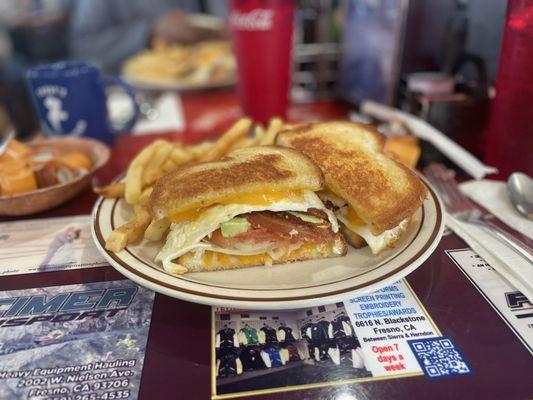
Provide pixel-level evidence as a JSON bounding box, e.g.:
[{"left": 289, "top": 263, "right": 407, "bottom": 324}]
[{"left": 0, "top": 137, "right": 110, "bottom": 216}]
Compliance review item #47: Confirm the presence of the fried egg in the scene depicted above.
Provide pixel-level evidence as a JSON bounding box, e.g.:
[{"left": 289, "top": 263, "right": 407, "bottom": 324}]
[{"left": 336, "top": 206, "right": 409, "bottom": 255}]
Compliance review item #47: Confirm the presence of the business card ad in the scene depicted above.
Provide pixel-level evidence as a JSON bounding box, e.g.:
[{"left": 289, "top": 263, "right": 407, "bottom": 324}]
[
  {"left": 0, "top": 280, "right": 155, "bottom": 400},
  {"left": 211, "top": 279, "right": 473, "bottom": 399},
  {"left": 0, "top": 215, "right": 107, "bottom": 276},
  {"left": 344, "top": 280, "right": 440, "bottom": 376}
]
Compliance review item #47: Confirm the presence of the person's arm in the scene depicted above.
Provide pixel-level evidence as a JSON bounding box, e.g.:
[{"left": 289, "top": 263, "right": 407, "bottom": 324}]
[
  {"left": 279, "top": 349, "right": 286, "bottom": 365},
  {"left": 237, "top": 330, "right": 246, "bottom": 346},
  {"left": 353, "top": 347, "right": 365, "bottom": 369},
  {"left": 69, "top": 0, "right": 151, "bottom": 73},
  {"left": 328, "top": 347, "right": 340, "bottom": 365},
  {"left": 260, "top": 350, "right": 271, "bottom": 368}
]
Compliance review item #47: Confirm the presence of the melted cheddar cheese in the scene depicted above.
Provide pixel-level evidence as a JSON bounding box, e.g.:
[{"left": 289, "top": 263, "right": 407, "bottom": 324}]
[
  {"left": 320, "top": 188, "right": 365, "bottom": 227},
  {"left": 204, "top": 252, "right": 268, "bottom": 269},
  {"left": 167, "top": 190, "right": 303, "bottom": 223},
  {"left": 188, "top": 242, "right": 320, "bottom": 269},
  {"left": 345, "top": 206, "right": 365, "bottom": 226}
]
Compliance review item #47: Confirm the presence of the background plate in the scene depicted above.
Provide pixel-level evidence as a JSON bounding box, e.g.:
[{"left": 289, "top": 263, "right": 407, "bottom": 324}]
[{"left": 122, "top": 74, "right": 236, "bottom": 93}]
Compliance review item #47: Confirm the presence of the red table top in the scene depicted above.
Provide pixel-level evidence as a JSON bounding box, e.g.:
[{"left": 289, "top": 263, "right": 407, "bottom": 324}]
[{"left": 1, "top": 93, "right": 532, "bottom": 400}]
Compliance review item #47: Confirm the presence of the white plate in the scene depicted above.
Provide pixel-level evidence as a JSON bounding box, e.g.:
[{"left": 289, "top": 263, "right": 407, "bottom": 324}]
[{"left": 91, "top": 180, "right": 443, "bottom": 309}]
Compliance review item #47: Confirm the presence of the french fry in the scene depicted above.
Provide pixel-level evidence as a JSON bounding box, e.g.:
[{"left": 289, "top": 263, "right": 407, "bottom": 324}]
[
  {"left": 142, "top": 141, "right": 173, "bottom": 186},
  {"left": 125, "top": 140, "right": 162, "bottom": 204},
  {"left": 142, "top": 167, "right": 165, "bottom": 187},
  {"left": 188, "top": 141, "right": 215, "bottom": 161},
  {"left": 105, "top": 205, "right": 151, "bottom": 252},
  {"left": 105, "top": 230, "right": 128, "bottom": 253},
  {"left": 259, "top": 117, "right": 283, "bottom": 145},
  {"left": 254, "top": 124, "right": 265, "bottom": 142},
  {"left": 144, "top": 218, "right": 171, "bottom": 241},
  {"left": 282, "top": 123, "right": 297, "bottom": 130},
  {"left": 228, "top": 137, "right": 257, "bottom": 152},
  {"left": 162, "top": 158, "right": 176, "bottom": 173},
  {"left": 170, "top": 144, "right": 195, "bottom": 165},
  {"left": 94, "top": 182, "right": 125, "bottom": 198},
  {"left": 138, "top": 186, "right": 154, "bottom": 206},
  {"left": 198, "top": 118, "right": 252, "bottom": 162}
]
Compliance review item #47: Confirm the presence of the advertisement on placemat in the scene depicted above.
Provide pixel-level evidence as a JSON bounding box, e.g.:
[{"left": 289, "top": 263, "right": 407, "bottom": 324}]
[
  {"left": 212, "top": 279, "right": 473, "bottom": 399},
  {"left": 447, "top": 248, "right": 533, "bottom": 354},
  {"left": 0, "top": 280, "right": 154, "bottom": 400},
  {"left": 344, "top": 280, "right": 440, "bottom": 376},
  {"left": 0, "top": 215, "right": 107, "bottom": 276}
]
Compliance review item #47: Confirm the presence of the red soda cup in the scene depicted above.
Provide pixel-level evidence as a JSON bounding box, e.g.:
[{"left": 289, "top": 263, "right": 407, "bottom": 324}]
[
  {"left": 229, "top": 0, "right": 295, "bottom": 124},
  {"left": 484, "top": 0, "right": 533, "bottom": 177}
]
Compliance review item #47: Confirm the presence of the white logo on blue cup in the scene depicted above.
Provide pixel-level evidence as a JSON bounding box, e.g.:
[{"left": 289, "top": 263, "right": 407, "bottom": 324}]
[{"left": 43, "top": 96, "right": 68, "bottom": 131}]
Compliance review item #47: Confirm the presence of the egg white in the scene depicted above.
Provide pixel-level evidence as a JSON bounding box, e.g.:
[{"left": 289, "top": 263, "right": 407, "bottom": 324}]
[
  {"left": 156, "top": 190, "right": 338, "bottom": 274},
  {"left": 336, "top": 206, "right": 408, "bottom": 255}
]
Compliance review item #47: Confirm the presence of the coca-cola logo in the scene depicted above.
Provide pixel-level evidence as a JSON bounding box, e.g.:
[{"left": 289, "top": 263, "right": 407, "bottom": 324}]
[{"left": 230, "top": 9, "right": 274, "bottom": 31}]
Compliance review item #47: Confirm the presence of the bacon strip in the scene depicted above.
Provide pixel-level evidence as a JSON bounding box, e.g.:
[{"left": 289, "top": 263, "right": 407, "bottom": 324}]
[{"left": 209, "top": 209, "right": 334, "bottom": 249}]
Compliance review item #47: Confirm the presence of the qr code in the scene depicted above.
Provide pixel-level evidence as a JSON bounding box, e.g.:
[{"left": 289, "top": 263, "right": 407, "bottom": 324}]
[{"left": 408, "top": 337, "right": 473, "bottom": 379}]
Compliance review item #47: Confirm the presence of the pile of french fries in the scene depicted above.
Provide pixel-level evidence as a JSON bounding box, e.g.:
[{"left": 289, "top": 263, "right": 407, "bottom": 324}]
[{"left": 95, "top": 117, "right": 289, "bottom": 253}]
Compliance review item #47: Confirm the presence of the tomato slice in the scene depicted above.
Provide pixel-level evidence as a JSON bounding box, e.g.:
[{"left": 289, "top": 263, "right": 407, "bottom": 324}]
[{"left": 209, "top": 210, "right": 334, "bottom": 250}]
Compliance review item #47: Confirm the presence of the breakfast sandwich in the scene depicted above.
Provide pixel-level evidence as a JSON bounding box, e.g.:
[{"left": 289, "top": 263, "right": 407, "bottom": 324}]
[
  {"left": 149, "top": 146, "right": 347, "bottom": 274},
  {"left": 276, "top": 121, "right": 428, "bottom": 254}
]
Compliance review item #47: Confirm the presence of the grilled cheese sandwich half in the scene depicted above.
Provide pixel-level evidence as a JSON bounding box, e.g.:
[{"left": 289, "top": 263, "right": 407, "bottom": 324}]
[
  {"left": 276, "top": 122, "right": 427, "bottom": 254},
  {"left": 149, "top": 146, "right": 347, "bottom": 274}
]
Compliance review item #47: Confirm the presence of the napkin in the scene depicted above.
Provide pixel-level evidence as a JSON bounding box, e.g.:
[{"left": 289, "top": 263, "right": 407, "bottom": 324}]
[
  {"left": 359, "top": 101, "right": 498, "bottom": 179},
  {"left": 446, "top": 215, "right": 533, "bottom": 302},
  {"left": 133, "top": 92, "right": 185, "bottom": 135},
  {"left": 460, "top": 179, "right": 533, "bottom": 239},
  {"left": 108, "top": 91, "right": 185, "bottom": 135},
  {"left": 443, "top": 180, "right": 533, "bottom": 302}
]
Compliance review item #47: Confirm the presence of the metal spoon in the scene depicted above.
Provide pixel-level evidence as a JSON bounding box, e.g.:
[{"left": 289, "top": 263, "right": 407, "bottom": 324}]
[{"left": 508, "top": 172, "right": 533, "bottom": 220}]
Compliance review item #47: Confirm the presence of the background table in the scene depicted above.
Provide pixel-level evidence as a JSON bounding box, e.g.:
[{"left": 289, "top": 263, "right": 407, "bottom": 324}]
[{"left": 1, "top": 93, "right": 531, "bottom": 399}]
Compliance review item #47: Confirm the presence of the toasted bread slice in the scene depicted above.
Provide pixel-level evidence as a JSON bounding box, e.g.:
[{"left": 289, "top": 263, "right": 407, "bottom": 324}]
[
  {"left": 150, "top": 146, "right": 324, "bottom": 220},
  {"left": 177, "top": 234, "right": 347, "bottom": 272},
  {"left": 276, "top": 121, "right": 427, "bottom": 234}
]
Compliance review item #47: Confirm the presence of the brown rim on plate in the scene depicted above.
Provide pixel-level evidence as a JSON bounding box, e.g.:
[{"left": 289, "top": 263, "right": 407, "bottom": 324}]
[{"left": 93, "top": 182, "right": 442, "bottom": 302}]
